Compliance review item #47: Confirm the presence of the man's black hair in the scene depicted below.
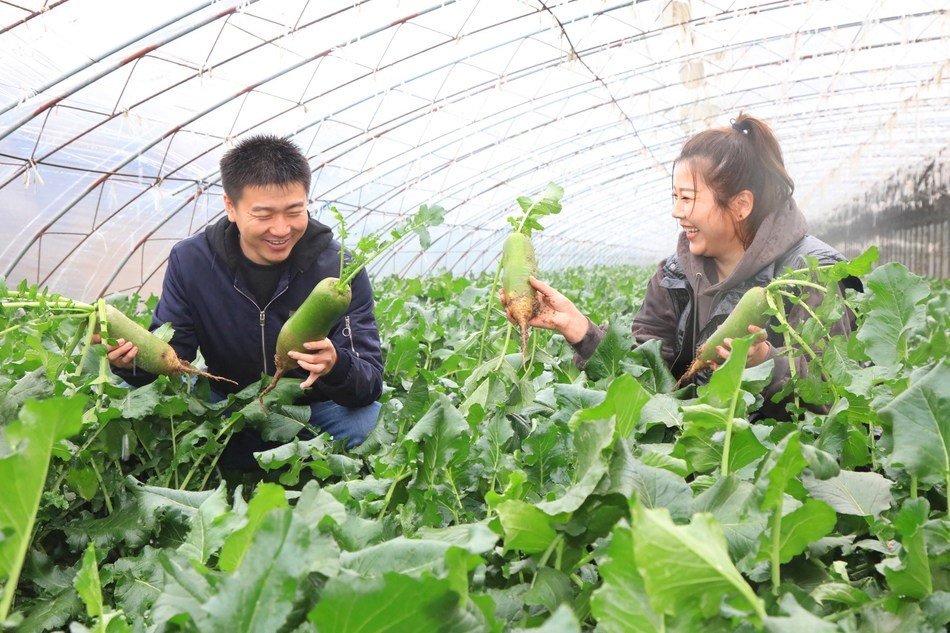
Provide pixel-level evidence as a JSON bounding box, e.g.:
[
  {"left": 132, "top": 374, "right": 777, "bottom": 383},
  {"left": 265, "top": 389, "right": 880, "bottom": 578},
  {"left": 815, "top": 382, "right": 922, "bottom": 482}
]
[{"left": 219, "top": 134, "right": 311, "bottom": 202}]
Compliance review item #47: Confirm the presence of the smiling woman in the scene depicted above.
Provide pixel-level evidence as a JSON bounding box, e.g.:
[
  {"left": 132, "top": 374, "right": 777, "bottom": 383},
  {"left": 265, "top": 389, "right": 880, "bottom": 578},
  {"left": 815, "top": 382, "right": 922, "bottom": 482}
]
[{"left": 502, "top": 113, "right": 859, "bottom": 416}]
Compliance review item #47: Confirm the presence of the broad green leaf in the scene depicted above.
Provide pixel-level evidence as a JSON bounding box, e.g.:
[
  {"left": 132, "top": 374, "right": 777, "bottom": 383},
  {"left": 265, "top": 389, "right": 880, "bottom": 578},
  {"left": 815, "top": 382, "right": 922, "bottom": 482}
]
[
  {"left": 879, "top": 361, "right": 949, "bottom": 486},
  {"left": 496, "top": 500, "right": 557, "bottom": 554},
  {"left": 777, "top": 499, "right": 837, "bottom": 563},
  {"left": 590, "top": 522, "right": 664, "bottom": 632},
  {"left": 700, "top": 335, "right": 751, "bottom": 408},
  {"left": 605, "top": 446, "right": 692, "bottom": 522},
  {"left": 295, "top": 481, "right": 348, "bottom": 530},
  {"left": 693, "top": 475, "right": 767, "bottom": 561},
  {"left": 524, "top": 568, "right": 572, "bottom": 614},
  {"left": 73, "top": 544, "right": 130, "bottom": 633},
  {"left": 17, "top": 585, "right": 82, "bottom": 633},
  {"left": 126, "top": 476, "right": 217, "bottom": 524},
  {"left": 855, "top": 263, "right": 929, "bottom": 368},
  {"left": 757, "top": 432, "right": 806, "bottom": 512},
  {"left": 74, "top": 544, "right": 103, "bottom": 620},
  {"left": 629, "top": 338, "right": 677, "bottom": 394},
  {"left": 638, "top": 447, "right": 688, "bottom": 478},
  {"left": 572, "top": 373, "right": 650, "bottom": 439},
  {"left": 415, "top": 523, "right": 499, "bottom": 554},
  {"left": 405, "top": 394, "right": 470, "bottom": 488},
  {"left": 340, "top": 536, "right": 486, "bottom": 577},
  {"left": 801, "top": 444, "right": 841, "bottom": 480},
  {"left": 309, "top": 572, "right": 471, "bottom": 632},
  {"left": 0, "top": 396, "right": 84, "bottom": 621},
  {"left": 151, "top": 550, "right": 210, "bottom": 626},
  {"left": 883, "top": 498, "right": 933, "bottom": 599},
  {"left": 763, "top": 594, "right": 839, "bottom": 633},
  {"left": 218, "top": 483, "right": 287, "bottom": 572},
  {"left": 201, "top": 508, "right": 314, "bottom": 632},
  {"left": 0, "top": 368, "right": 53, "bottom": 425},
  {"left": 810, "top": 582, "right": 871, "bottom": 608},
  {"left": 111, "top": 547, "right": 164, "bottom": 623},
  {"left": 475, "top": 413, "right": 515, "bottom": 480},
  {"left": 177, "top": 483, "right": 235, "bottom": 564},
  {"left": 513, "top": 604, "right": 580, "bottom": 632},
  {"left": 584, "top": 320, "right": 632, "bottom": 381},
  {"left": 639, "top": 394, "right": 683, "bottom": 429},
  {"left": 66, "top": 504, "right": 152, "bottom": 552},
  {"left": 536, "top": 417, "right": 614, "bottom": 515},
  {"left": 675, "top": 416, "right": 767, "bottom": 475},
  {"left": 630, "top": 504, "right": 766, "bottom": 622},
  {"left": 802, "top": 470, "right": 894, "bottom": 517}
]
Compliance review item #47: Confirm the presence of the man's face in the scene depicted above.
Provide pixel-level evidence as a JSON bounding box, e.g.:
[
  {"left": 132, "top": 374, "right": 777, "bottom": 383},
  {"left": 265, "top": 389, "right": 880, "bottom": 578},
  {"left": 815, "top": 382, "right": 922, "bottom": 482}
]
[{"left": 224, "top": 183, "right": 309, "bottom": 265}]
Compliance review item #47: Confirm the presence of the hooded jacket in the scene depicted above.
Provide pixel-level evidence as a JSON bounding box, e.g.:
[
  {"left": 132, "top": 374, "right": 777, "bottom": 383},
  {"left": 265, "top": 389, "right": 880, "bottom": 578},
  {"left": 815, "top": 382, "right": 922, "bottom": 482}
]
[
  {"left": 572, "top": 199, "right": 859, "bottom": 415},
  {"left": 117, "top": 216, "right": 383, "bottom": 407}
]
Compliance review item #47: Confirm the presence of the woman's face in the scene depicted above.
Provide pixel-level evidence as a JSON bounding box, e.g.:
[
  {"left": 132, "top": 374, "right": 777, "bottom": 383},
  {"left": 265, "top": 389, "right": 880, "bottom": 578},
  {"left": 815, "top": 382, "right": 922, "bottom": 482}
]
[{"left": 671, "top": 160, "right": 744, "bottom": 263}]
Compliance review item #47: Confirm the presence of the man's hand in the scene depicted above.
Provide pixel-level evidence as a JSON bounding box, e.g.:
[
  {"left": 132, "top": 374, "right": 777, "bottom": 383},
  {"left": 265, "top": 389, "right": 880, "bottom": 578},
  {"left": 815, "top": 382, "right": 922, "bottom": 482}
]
[
  {"left": 709, "top": 325, "right": 771, "bottom": 370},
  {"left": 288, "top": 339, "right": 338, "bottom": 389},
  {"left": 499, "top": 276, "right": 589, "bottom": 344},
  {"left": 91, "top": 334, "right": 138, "bottom": 370}
]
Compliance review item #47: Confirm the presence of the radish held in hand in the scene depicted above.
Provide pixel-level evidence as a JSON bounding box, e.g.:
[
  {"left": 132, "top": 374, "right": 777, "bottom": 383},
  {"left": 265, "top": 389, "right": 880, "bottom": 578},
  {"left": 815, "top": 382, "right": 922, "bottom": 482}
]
[
  {"left": 258, "top": 278, "right": 351, "bottom": 409},
  {"left": 677, "top": 285, "right": 771, "bottom": 386},
  {"left": 102, "top": 305, "right": 235, "bottom": 383},
  {"left": 502, "top": 232, "right": 540, "bottom": 357}
]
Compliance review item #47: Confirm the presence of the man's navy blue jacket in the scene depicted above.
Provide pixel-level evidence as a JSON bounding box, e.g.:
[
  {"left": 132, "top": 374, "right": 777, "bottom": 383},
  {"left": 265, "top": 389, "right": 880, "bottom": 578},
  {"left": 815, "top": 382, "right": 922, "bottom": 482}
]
[{"left": 119, "top": 216, "right": 383, "bottom": 407}]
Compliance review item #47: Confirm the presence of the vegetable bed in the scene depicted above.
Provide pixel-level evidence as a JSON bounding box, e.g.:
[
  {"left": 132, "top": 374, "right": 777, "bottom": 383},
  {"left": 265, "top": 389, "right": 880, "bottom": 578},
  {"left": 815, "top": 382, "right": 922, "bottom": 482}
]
[{"left": 0, "top": 252, "right": 947, "bottom": 632}]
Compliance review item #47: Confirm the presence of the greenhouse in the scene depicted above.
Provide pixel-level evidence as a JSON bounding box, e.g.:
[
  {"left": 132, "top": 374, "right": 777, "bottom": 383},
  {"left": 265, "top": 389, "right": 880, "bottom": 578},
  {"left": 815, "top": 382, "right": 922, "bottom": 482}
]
[{"left": 0, "top": 0, "right": 947, "bottom": 631}]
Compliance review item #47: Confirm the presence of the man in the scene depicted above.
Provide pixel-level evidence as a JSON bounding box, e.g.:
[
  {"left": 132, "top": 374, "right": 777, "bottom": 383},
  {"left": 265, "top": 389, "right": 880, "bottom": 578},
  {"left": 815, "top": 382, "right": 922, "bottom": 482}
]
[{"left": 104, "top": 135, "right": 383, "bottom": 467}]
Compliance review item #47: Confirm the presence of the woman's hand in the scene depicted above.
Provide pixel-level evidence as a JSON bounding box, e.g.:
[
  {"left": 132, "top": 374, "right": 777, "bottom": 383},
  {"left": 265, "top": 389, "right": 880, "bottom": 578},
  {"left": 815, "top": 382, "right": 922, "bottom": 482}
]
[
  {"left": 710, "top": 325, "right": 771, "bottom": 369},
  {"left": 499, "top": 276, "right": 589, "bottom": 344}
]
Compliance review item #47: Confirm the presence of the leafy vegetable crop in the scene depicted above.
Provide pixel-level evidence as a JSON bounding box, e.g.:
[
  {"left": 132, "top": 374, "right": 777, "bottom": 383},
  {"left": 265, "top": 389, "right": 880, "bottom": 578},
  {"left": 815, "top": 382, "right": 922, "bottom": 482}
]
[{"left": 0, "top": 250, "right": 947, "bottom": 632}]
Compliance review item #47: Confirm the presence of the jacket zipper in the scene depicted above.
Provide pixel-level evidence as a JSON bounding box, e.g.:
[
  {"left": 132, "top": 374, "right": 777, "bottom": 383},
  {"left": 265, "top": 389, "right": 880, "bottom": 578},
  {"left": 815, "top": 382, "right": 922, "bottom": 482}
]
[
  {"left": 233, "top": 283, "right": 290, "bottom": 374},
  {"left": 342, "top": 316, "right": 358, "bottom": 357}
]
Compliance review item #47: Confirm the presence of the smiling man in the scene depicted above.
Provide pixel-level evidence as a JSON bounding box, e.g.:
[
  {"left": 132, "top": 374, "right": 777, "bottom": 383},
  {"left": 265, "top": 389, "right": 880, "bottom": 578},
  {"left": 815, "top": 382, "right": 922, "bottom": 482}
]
[{"left": 106, "top": 135, "right": 383, "bottom": 468}]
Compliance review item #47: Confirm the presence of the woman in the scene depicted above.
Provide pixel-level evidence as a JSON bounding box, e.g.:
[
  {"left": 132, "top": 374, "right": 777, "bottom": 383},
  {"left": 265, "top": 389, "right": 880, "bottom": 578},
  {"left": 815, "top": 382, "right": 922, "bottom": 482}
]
[{"left": 505, "top": 114, "right": 857, "bottom": 416}]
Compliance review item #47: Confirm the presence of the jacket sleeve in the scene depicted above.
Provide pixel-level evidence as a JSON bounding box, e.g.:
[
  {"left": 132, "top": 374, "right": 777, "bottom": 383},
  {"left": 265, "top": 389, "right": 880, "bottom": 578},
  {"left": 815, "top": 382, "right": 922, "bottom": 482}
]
[
  {"left": 304, "top": 268, "right": 383, "bottom": 407},
  {"left": 114, "top": 248, "right": 199, "bottom": 386},
  {"left": 571, "top": 260, "right": 680, "bottom": 370},
  {"left": 758, "top": 281, "right": 854, "bottom": 417},
  {"left": 629, "top": 260, "right": 680, "bottom": 367}
]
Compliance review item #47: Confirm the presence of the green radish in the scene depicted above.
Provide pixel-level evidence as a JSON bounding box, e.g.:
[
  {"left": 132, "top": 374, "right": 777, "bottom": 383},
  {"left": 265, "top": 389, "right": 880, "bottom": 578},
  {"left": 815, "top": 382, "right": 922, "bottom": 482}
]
[
  {"left": 258, "top": 203, "right": 445, "bottom": 412},
  {"left": 503, "top": 232, "right": 540, "bottom": 357},
  {"left": 677, "top": 285, "right": 771, "bottom": 386},
  {"left": 258, "top": 278, "right": 351, "bottom": 408},
  {"left": 102, "top": 305, "right": 235, "bottom": 384}
]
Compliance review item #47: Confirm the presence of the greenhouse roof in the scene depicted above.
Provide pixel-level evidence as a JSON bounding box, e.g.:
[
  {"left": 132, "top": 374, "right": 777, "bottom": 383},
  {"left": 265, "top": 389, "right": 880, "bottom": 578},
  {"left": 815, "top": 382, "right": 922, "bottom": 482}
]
[{"left": 0, "top": 0, "right": 946, "bottom": 300}]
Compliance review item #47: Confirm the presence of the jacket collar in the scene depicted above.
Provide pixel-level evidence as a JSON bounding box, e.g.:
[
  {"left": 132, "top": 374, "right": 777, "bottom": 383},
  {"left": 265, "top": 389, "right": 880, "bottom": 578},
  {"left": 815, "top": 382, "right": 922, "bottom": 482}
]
[{"left": 205, "top": 215, "right": 334, "bottom": 275}]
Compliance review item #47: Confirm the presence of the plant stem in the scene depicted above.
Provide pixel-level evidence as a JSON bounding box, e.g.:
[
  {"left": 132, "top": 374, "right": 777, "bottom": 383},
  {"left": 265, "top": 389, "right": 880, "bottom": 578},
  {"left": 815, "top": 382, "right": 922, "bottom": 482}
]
[
  {"left": 825, "top": 596, "right": 889, "bottom": 622},
  {"left": 767, "top": 279, "right": 826, "bottom": 293},
  {"left": 533, "top": 534, "right": 564, "bottom": 583},
  {"left": 88, "top": 459, "right": 113, "bottom": 515},
  {"left": 910, "top": 475, "right": 918, "bottom": 499},
  {"left": 493, "top": 323, "right": 513, "bottom": 371},
  {"left": 378, "top": 466, "right": 411, "bottom": 519},
  {"left": 770, "top": 504, "right": 782, "bottom": 595},
  {"left": 198, "top": 432, "right": 232, "bottom": 490},
  {"left": 446, "top": 469, "right": 464, "bottom": 518},
  {"left": 477, "top": 258, "right": 505, "bottom": 364},
  {"left": 170, "top": 415, "right": 179, "bottom": 488},
  {"left": 180, "top": 415, "right": 241, "bottom": 490}
]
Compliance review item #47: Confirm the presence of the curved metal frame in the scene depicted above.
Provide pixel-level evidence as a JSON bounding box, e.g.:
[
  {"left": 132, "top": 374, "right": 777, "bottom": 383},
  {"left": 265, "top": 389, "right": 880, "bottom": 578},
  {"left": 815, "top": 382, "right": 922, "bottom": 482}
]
[{"left": 0, "top": 0, "right": 946, "bottom": 296}]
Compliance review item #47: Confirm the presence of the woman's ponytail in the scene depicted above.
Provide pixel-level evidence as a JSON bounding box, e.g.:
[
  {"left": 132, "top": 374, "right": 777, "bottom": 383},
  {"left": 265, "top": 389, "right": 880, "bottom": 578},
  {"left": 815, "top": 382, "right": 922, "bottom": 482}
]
[{"left": 678, "top": 113, "right": 794, "bottom": 248}]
